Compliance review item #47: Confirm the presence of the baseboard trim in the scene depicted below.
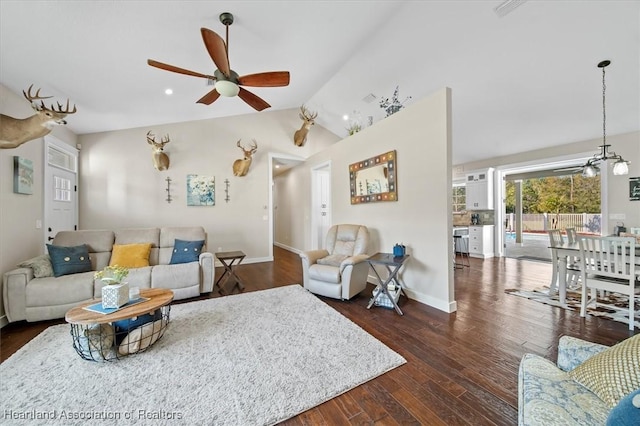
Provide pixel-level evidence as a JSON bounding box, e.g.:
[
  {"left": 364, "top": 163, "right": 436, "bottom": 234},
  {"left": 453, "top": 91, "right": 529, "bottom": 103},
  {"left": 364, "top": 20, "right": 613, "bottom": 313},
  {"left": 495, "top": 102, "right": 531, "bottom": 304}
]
[
  {"left": 366, "top": 277, "right": 457, "bottom": 314},
  {"left": 274, "top": 242, "right": 301, "bottom": 254}
]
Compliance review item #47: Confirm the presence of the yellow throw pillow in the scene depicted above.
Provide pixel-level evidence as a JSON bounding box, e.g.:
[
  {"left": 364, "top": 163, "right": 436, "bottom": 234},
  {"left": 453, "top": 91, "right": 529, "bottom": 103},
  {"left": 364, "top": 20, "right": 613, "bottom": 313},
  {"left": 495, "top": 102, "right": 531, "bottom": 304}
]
[
  {"left": 569, "top": 334, "right": 640, "bottom": 408},
  {"left": 109, "top": 243, "right": 152, "bottom": 268}
]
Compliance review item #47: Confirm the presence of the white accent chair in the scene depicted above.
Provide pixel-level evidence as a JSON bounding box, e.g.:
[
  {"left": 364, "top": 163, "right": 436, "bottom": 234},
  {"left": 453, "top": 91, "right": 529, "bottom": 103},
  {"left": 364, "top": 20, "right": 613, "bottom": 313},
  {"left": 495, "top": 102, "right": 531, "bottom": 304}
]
[
  {"left": 299, "top": 224, "right": 370, "bottom": 300},
  {"left": 577, "top": 236, "right": 639, "bottom": 331}
]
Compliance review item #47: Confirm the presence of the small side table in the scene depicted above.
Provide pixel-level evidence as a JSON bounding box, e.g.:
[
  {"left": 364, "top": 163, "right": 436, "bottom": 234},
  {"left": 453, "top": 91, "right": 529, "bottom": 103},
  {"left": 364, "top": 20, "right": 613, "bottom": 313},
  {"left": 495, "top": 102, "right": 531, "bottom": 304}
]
[
  {"left": 215, "top": 251, "right": 246, "bottom": 295},
  {"left": 366, "top": 252, "right": 410, "bottom": 316}
]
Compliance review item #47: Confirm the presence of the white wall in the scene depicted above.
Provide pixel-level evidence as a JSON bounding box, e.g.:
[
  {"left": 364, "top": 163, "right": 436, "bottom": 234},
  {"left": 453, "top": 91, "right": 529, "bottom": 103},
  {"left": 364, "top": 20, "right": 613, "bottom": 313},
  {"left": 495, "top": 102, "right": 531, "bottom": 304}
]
[
  {"left": 0, "top": 84, "right": 77, "bottom": 326},
  {"left": 282, "top": 88, "right": 456, "bottom": 313},
  {"left": 455, "top": 131, "right": 640, "bottom": 233},
  {"left": 77, "top": 108, "right": 340, "bottom": 262}
]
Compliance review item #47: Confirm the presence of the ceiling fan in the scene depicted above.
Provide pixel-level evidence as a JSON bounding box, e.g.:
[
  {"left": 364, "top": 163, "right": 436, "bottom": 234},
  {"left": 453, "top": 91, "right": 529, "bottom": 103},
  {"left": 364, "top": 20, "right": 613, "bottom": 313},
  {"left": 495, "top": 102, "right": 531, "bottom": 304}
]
[{"left": 147, "top": 12, "right": 290, "bottom": 111}]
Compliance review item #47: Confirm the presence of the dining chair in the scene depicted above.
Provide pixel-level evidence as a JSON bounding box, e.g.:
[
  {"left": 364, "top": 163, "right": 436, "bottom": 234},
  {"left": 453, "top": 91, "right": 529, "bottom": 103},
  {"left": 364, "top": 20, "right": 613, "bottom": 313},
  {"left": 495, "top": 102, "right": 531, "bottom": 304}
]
[
  {"left": 547, "top": 230, "right": 564, "bottom": 293},
  {"left": 564, "top": 227, "right": 581, "bottom": 288},
  {"left": 577, "top": 236, "right": 638, "bottom": 331}
]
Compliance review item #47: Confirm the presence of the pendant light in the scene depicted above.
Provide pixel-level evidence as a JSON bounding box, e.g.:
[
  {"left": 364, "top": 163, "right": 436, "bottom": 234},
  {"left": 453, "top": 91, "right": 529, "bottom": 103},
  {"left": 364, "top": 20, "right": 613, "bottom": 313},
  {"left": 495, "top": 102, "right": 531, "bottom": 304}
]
[{"left": 581, "top": 60, "right": 629, "bottom": 177}]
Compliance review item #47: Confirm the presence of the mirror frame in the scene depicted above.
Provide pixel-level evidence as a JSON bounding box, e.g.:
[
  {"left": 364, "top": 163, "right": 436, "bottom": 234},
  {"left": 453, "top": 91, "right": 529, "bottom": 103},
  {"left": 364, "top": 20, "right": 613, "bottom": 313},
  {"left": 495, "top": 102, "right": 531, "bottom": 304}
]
[{"left": 349, "top": 150, "right": 397, "bottom": 204}]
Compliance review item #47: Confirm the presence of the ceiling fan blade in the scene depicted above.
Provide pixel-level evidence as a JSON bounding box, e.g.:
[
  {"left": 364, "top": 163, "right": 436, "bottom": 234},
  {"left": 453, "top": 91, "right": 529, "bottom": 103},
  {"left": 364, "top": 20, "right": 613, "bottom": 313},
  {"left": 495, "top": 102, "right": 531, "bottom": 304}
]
[
  {"left": 147, "top": 59, "right": 214, "bottom": 79},
  {"left": 196, "top": 89, "right": 221, "bottom": 105},
  {"left": 201, "top": 28, "right": 230, "bottom": 77},
  {"left": 238, "top": 87, "right": 270, "bottom": 111},
  {"left": 238, "top": 71, "right": 290, "bottom": 87}
]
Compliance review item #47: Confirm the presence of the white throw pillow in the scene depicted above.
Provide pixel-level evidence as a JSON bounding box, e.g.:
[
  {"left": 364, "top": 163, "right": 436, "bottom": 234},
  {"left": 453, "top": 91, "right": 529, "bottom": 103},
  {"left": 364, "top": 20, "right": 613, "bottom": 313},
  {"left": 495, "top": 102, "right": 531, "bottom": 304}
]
[{"left": 118, "top": 319, "right": 166, "bottom": 355}]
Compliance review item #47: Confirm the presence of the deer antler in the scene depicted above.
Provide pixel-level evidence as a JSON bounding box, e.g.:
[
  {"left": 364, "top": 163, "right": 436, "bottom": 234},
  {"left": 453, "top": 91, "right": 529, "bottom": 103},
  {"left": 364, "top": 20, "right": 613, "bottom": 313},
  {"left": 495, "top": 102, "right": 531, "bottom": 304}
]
[
  {"left": 52, "top": 99, "right": 77, "bottom": 114},
  {"left": 299, "top": 105, "right": 317, "bottom": 121},
  {"left": 250, "top": 139, "right": 258, "bottom": 153},
  {"left": 22, "top": 84, "right": 53, "bottom": 102}
]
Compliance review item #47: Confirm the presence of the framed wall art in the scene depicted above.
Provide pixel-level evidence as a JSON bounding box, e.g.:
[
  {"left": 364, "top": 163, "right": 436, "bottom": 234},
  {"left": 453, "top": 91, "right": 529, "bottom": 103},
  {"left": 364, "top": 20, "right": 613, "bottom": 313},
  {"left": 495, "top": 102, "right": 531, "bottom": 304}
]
[
  {"left": 349, "top": 150, "right": 397, "bottom": 204},
  {"left": 630, "top": 176, "right": 640, "bottom": 201},
  {"left": 13, "top": 156, "right": 34, "bottom": 195},
  {"left": 187, "top": 174, "right": 215, "bottom": 206}
]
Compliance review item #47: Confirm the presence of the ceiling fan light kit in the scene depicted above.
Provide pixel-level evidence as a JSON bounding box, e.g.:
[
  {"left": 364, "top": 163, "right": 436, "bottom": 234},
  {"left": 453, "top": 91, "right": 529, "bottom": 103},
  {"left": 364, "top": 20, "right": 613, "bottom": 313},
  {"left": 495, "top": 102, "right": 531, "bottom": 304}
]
[
  {"left": 147, "top": 12, "right": 290, "bottom": 111},
  {"left": 581, "top": 60, "right": 629, "bottom": 177}
]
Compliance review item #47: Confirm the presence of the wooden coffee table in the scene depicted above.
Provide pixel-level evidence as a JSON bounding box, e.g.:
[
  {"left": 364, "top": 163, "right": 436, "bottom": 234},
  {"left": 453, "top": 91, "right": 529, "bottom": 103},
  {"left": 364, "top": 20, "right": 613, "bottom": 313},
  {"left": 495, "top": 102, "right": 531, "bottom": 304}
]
[{"left": 65, "top": 288, "right": 174, "bottom": 361}]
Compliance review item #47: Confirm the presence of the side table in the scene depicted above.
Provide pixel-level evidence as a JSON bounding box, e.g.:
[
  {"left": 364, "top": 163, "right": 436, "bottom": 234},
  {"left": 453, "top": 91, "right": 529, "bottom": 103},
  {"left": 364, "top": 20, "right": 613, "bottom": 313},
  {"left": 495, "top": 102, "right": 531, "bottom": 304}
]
[
  {"left": 366, "top": 252, "right": 410, "bottom": 315},
  {"left": 215, "top": 250, "right": 246, "bottom": 295}
]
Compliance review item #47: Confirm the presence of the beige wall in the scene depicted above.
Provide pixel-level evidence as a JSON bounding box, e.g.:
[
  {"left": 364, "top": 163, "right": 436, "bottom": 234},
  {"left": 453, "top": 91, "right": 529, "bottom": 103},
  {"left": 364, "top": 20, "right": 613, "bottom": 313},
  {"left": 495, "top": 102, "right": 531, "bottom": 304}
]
[
  {"left": 455, "top": 131, "right": 640, "bottom": 234},
  {"left": 279, "top": 88, "right": 456, "bottom": 313},
  {"left": 0, "top": 84, "right": 77, "bottom": 326},
  {"left": 77, "top": 108, "right": 339, "bottom": 263}
]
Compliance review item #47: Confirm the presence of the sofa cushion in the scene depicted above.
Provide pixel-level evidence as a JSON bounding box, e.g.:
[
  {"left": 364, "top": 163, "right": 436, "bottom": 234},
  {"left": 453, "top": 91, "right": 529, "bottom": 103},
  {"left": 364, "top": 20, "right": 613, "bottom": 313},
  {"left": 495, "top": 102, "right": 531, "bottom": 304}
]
[
  {"left": 18, "top": 255, "right": 54, "bottom": 278},
  {"left": 53, "top": 229, "right": 115, "bottom": 271},
  {"left": 27, "top": 272, "right": 95, "bottom": 307},
  {"left": 170, "top": 239, "right": 205, "bottom": 264},
  {"left": 317, "top": 254, "right": 349, "bottom": 267},
  {"left": 309, "top": 264, "right": 341, "bottom": 284},
  {"left": 115, "top": 228, "right": 160, "bottom": 265},
  {"left": 109, "top": 243, "right": 152, "bottom": 268},
  {"left": 519, "top": 353, "right": 609, "bottom": 425},
  {"left": 46, "top": 244, "right": 92, "bottom": 277},
  {"left": 569, "top": 335, "right": 640, "bottom": 408}
]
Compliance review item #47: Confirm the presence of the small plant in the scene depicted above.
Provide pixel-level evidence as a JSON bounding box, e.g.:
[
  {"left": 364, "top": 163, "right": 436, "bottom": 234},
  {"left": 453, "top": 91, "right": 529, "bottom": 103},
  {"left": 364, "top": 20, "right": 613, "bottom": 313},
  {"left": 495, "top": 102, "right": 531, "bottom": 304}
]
[
  {"left": 346, "top": 123, "right": 362, "bottom": 136},
  {"left": 379, "top": 86, "right": 412, "bottom": 117},
  {"left": 94, "top": 265, "right": 129, "bottom": 285}
]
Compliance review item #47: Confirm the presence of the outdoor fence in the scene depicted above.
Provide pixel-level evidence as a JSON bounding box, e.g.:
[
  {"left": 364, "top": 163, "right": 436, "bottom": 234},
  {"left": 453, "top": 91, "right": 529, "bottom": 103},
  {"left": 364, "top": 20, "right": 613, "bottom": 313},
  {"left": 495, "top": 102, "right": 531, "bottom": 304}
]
[{"left": 504, "top": 213, "right": 601, "bottom": 234}]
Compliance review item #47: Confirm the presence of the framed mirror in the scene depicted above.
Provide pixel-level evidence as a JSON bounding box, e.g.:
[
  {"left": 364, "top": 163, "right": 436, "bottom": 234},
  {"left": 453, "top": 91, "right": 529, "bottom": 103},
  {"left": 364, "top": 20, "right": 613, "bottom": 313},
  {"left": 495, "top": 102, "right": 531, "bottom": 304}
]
[{"left": 349, "top": 150, "right": 397, "bottom": 204}]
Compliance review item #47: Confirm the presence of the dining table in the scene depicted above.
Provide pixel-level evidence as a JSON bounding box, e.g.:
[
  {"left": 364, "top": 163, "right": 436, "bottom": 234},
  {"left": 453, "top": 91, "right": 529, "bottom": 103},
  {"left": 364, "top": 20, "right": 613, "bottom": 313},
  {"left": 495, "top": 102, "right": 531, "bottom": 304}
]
[{"left": 549, "top": 239, "right": 640, "bottom": 305}]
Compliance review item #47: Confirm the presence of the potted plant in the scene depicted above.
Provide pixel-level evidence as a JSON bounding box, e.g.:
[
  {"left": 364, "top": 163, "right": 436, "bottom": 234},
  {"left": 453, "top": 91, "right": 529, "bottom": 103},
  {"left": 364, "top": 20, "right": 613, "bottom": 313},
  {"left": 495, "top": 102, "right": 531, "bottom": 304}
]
[{"left": 95, "top": 265, "right": 130, "bottom": 309}]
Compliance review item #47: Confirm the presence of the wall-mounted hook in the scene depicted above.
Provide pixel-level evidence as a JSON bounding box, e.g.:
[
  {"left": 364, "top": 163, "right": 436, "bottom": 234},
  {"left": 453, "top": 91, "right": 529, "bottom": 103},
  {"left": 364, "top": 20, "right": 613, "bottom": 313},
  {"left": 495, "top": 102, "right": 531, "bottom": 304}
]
[
  {"left": 224, "top": 178, "right": 230, "bottom": 203},
  {"left": 165, "top": 177, "right": 172, "bottom": 203}
]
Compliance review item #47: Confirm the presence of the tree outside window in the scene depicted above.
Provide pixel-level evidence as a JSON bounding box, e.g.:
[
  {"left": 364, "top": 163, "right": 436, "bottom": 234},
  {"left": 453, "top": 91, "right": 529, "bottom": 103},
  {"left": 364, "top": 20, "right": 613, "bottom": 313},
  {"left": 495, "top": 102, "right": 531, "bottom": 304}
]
[{"left": 453, "top": 185, "right": 466, "bottom": 212}]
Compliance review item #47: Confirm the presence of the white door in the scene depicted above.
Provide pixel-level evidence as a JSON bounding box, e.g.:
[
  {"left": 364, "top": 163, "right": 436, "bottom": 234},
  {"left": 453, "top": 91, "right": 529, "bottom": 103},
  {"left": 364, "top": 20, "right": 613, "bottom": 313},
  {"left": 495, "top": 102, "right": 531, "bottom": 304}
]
[
  {"left": 44, "top": 136, "right": 78, "bottom": 247},
  {"left": 311, "top": 162, "right": 331, "bottom": 249}
]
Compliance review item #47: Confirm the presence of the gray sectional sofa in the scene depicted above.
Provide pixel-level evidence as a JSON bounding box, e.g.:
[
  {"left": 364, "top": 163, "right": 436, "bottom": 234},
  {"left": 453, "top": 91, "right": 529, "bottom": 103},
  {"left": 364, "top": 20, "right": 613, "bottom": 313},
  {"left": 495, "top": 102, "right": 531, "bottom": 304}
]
[{"left": 3, "top": 226, "right": 215, "bottom": 323}]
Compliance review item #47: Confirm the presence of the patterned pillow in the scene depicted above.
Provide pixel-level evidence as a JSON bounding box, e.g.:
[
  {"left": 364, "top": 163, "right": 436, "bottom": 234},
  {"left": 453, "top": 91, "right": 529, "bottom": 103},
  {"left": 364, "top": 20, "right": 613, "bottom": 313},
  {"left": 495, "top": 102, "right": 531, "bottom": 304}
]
[
  {"left": 569, "top": 335, "right": 640, "bottom": 408},
  {"left": 170, "top": 239, "right": 205, "bottom": 264},
  {"left": 317, "top": 254, "right": 349, "bottom": 267},
  {"left": 46, "top": 244, "right": 92, "bottom": 277},
  {"left": 18, "top": 254, "right": 54, "bottom": 278},
  {"left": 109, "top": 243, "right": 152, "bottom": 268}
]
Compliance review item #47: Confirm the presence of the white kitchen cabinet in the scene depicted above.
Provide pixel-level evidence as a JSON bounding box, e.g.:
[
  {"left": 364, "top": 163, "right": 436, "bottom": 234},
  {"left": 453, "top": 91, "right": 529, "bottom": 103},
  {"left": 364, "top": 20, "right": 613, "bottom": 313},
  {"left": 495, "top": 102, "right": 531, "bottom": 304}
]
[
  {"left": 466, "top": 168, "right": 494, "bottom": 210},
  {"left": 468, "top": 225, "right": 494, "bottom": 258}
]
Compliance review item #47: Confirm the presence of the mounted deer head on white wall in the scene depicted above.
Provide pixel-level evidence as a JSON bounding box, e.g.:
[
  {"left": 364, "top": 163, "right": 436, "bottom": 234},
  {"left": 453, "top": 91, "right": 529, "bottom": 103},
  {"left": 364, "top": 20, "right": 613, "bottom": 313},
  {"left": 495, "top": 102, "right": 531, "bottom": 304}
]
[
  {"left": 293, "top": 105, "right": 317, "bottom": 147},
  {"left": 0, "top": 85, "right": 77, "bottom": 149},
  {"left": 232, "top": 139, "right": 258, "bottom": 177},
  {"left": 146, "top": 131, "right": 170, "bottom": 171}
]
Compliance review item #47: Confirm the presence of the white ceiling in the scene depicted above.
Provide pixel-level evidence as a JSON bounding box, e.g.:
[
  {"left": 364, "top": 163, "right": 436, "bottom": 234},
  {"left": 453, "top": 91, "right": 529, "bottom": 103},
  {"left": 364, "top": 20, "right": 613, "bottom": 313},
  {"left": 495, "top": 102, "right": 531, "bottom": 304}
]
[{"left": 1, "top": 1, "right": 638, "bottom": 165}]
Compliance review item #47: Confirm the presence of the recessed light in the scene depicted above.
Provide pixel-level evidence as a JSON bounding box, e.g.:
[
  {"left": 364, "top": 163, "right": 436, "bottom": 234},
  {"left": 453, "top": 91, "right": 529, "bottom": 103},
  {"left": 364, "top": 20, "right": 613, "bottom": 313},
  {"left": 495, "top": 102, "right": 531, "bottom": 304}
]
[
  {"left": 165, "top": 88, "right": 173, "bottom": 95},
  {"left": 275, "top": 165, "right": 281, "bottom": 169},
  {"left": 342, "top": 114, "right": 349, "bottom": 121}
]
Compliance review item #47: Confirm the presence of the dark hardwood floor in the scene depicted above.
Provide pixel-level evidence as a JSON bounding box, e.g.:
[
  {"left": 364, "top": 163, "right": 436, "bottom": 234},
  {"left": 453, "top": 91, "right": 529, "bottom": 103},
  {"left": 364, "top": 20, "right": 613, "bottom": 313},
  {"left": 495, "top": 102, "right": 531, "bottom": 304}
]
[{"left": 1, "top": 247, "right": 635, "bottom": 424}]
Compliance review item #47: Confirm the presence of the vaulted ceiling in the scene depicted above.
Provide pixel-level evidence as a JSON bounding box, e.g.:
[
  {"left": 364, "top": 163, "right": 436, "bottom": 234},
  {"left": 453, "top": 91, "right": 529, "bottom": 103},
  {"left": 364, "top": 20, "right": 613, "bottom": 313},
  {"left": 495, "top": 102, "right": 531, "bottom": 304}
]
[{"left": 1, "top": 1, "right": 638, "bottom": 164}]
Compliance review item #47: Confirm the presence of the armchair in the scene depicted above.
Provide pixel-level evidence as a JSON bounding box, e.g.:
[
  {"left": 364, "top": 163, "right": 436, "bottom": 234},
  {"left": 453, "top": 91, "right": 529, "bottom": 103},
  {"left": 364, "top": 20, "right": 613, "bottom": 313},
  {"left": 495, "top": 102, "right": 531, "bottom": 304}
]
[{"left": 299, "top": 224, "right": 370, "bottom": 300}]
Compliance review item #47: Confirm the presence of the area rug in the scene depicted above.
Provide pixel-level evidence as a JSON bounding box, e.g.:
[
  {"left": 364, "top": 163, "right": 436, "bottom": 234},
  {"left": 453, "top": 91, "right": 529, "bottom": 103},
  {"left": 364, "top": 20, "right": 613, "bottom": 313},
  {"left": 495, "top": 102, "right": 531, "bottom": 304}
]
[
  {"left": 0, "top": 285, "right": 405, "bottom": 425},
  {"left": 505, "top": 287, "right": 639, "bottom": 329}
]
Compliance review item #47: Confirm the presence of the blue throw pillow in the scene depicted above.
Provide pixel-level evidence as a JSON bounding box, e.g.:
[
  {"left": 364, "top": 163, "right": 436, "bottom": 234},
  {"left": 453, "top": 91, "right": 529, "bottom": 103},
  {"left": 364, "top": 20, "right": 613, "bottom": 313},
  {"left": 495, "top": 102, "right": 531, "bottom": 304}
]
[
  {"left": 170, "top": 239, "right": 205, "bottom": 264},
  {"left": 607, "top": 388, "right": 640, "bottom": 426},
  {"left": 46, "top": 244, "right": 92, "bottom": 277}
]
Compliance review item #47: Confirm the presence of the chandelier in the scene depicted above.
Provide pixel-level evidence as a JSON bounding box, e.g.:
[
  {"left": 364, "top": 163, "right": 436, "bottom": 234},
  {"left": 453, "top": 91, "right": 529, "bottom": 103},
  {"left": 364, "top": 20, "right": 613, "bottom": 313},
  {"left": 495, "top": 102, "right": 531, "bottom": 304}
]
[{"left": 581, "top": 60, "right": 629, "bottom": 177}]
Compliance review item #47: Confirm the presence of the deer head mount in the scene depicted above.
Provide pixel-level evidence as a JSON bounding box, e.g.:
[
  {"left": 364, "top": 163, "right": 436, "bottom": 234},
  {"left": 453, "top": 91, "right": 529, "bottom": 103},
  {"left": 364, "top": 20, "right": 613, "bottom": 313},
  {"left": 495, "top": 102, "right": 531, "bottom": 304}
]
[
  {"left": 293, "top": 105, "right": 317, "bottom": 147},
  {"left": 0, "top": 85, "right": 77, "bottom": 149},
  {"left": 232, "top": 139, "right": 258, "bottom": 177},
  {"left": 146, "top": 131, "right": 170, "bottom": 171}
]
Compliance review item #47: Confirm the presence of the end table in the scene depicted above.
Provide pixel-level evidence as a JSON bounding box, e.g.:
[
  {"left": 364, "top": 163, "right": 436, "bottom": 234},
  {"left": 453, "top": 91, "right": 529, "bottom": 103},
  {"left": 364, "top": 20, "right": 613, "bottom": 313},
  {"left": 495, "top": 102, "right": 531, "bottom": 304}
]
[
  {"left": 366, "top": 252, "right": 410, "bottom": 315},
  {"left": 215, "top": 251, "right": 246, "bottom": 295}
]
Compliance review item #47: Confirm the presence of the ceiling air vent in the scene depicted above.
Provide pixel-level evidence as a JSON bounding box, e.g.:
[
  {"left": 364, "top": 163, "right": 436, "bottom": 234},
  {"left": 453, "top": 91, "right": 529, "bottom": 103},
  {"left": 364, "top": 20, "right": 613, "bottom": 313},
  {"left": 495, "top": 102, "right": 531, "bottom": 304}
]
[
  {"left": 362, "top": 93, "right": 377, "bottom": 104},
  {"left": 494, "top": 0, "right": 528, "bottom": 18}
]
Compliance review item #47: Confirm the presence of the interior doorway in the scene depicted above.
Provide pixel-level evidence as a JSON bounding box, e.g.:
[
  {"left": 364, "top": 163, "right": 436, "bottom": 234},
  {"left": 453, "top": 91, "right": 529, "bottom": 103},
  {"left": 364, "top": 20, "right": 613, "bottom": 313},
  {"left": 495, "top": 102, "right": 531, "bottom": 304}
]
[
  {"left": 43, "top": 135, "right": 78, "bottom": 248},
  {"left": 311, "top": 161, "right": 331, "bottom": 250},
  {"left": 268, "top": 152, "right": 304, "bottom": 258}
]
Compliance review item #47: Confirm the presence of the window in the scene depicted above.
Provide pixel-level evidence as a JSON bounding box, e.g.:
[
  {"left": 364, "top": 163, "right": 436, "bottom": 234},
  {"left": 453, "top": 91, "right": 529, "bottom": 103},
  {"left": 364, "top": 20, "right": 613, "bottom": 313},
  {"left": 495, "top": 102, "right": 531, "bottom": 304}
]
[{"left": 453, "top": 185, "right": 466, "bottom": 212}]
